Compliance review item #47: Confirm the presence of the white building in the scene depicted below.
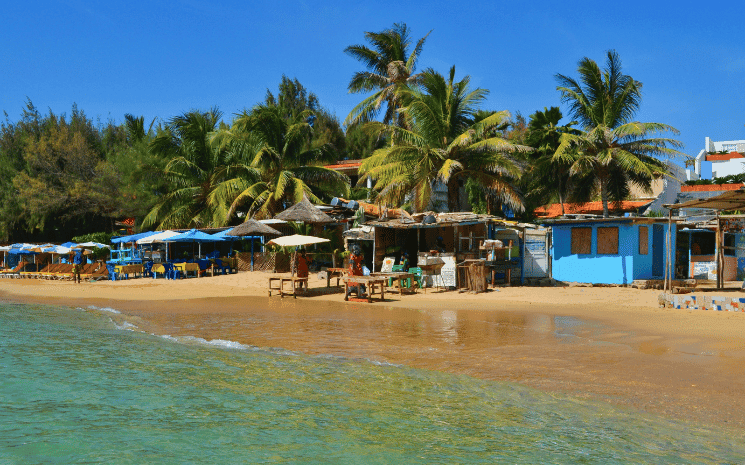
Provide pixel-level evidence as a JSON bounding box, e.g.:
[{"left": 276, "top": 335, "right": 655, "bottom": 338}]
[{"left": 693, "top": 137, "right": 745, "bottom": 179}]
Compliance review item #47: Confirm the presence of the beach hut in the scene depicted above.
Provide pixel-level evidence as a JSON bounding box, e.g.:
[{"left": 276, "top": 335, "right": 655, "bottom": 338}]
[
  {"left": 548, "top": 217, "right": 676, "bottom": 285},
  {"left": 274, "top": 196, "right": 334, "bottom": 225}
]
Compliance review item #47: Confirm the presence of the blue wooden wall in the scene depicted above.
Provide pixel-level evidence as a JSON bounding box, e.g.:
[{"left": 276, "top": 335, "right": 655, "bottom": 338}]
[{"left": 551, "top": 221, "right": 675, "bottom": 284}]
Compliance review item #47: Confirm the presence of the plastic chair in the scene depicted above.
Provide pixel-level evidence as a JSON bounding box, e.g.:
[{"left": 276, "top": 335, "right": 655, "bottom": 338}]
[
  {"left": 169, "top": 263, "right": 183, "bottom": 280},
  {"left": 205, "top": 250, "right": 220, "bottom": 259},
  {"left": 106, "top": 263, "right": 119, "bottom": 281},
  {"left": 388, "top": 264, "right": 404, "bottom": 286},
  {"left": 143, "top": 261, "right": 154, "bottom": 278},
  {"left": 408, "top": 267, "right": 423, "bottom": 290}
]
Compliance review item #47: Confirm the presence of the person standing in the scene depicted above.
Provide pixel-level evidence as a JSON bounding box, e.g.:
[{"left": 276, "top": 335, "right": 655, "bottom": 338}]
[
  {"left": 71, "top": 249, "right": 83, "bottom": 284},
  {"left": 345, "top": 251, "right": 366, "bottom": 298},
  {"left": 295, "top": 248, "right": 311, "bottom": 291}
]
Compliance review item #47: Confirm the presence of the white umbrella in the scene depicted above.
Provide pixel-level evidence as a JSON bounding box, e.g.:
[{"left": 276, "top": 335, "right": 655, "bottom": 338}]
[
  {"left": 137, "top": 230, "right": 181, "bottom": 261},
  {"left": 267, "top": 235, "right": 329, "bottom": 277},
  {"left": 72, "top": 242, "right": 110, "bottom": 249},
  {"left": 266, "top": 234, "right": 329, "bottom": 247}
]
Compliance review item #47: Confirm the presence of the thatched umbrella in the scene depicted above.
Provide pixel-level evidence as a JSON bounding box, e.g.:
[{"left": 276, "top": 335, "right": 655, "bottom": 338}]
[
  {"left": 274, "top": 197, "right": 335, "bottom": 276},
  {"left": 274, "top": 196, "right": 334, "bottom": 224},
  {"left": 225, "top": 219, "right": 282, "bottom": 271}
]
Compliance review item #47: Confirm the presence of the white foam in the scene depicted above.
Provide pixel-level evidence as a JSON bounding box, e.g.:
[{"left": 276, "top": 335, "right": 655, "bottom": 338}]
[
  {"left": 86, "top": 305, "right": 120, "bottom": 314},
  {"left": 115, "top": 321, "right": 138, "bottom": 331}
]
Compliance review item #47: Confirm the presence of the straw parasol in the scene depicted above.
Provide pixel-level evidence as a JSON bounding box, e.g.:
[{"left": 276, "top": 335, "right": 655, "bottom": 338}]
[
  {"left": 226, "top": 219, "right": 282, "bottom": 237},
  {"left": 274, "top": 196, "right": 334, "bottom": 224}
]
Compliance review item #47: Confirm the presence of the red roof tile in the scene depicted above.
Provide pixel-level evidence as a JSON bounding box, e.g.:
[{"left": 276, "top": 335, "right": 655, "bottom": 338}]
[
  {"left": 681, "top": 183, "right": 744, "bottom": 192},
  {"left": 706, "top": 152, "right": 744, "bottom": 161},
  {"left": 534, "top": 201, "right": 651, "bottom": 218}
]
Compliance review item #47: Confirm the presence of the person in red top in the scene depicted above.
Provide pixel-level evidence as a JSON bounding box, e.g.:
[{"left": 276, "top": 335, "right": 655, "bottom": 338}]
[
  {"left": 295, "top": 249, "right": 311, "bottom": 290},
  {"left": 345, "top": 251, "right": 366, "bottom": 298}
]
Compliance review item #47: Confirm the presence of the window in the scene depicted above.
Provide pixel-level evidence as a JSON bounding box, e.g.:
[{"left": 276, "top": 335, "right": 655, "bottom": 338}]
[
  {"left": 597, "top": 227, "right": 619, "bottom": 254},
  {"left": 639, "top": 226, "right": 648, "bottom": 255},
  {"left": 571, "top": 227, "right": 592, "bottom": 254}
]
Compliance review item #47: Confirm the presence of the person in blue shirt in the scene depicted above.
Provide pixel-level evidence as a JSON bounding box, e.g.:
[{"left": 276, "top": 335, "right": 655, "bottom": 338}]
[
  {"left": 71, "top": 250, "right": 83, "bottom": 284},
  {"left": 400, "top": 251, "right": 410, "bottom": 271}
]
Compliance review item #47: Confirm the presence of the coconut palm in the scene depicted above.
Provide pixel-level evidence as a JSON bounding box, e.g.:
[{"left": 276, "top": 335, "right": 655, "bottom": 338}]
[
  {"left": 523, "top": 107, "right": 579, "bottom": 216},
  {"left": 555, "top": 50, "right": 683, "bottom": 217},
  {"left": 210, "top": 104, "right": 350, "bottom": 220},
  {"left": 359, "top": 66, "right": 530, "bottom": 212},
  {"left": 141, "top": 108, "right": 236, "bottom": 229},
  {"left": 344, "top": 22, "right": 431, "bottom": 128}
]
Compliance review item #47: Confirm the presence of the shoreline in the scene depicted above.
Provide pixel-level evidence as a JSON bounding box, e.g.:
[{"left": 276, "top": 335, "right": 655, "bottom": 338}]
[{"left": 2, "top": 273, "right": 745, "bottom": 429}]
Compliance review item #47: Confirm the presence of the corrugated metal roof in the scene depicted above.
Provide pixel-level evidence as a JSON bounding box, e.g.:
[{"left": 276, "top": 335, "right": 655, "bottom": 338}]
[{"left": 665, "top": 188, "right": 745, "bottom": 211}]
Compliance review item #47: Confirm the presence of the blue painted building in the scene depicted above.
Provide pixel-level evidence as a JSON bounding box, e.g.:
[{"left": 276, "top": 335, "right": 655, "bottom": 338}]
[{"left": 549, "top": 218, "right": 676, "bottom": 284}]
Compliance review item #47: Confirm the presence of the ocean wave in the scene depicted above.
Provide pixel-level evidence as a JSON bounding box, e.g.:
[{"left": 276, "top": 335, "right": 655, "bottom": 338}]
[{"left": 86, "top": 304, "right": 120, "bottom": 314}]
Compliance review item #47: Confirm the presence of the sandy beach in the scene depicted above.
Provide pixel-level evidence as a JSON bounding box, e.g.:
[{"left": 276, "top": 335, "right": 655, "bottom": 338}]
[{"left": 2, "top": 272, "right": 745, "bottom": 429}]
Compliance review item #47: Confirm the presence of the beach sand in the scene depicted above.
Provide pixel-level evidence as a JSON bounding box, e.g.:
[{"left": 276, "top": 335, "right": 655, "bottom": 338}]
[{"left": 2, "top": 272, "right": 744, "bottom": 429}]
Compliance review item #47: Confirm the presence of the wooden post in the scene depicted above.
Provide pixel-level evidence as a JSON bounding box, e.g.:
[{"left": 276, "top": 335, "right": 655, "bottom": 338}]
[
  {"left": 716, "top": 214, "right": 722, "bottom": 289},
  {"left": 372, "top": 227, "right": 377, "bottom": 273}
]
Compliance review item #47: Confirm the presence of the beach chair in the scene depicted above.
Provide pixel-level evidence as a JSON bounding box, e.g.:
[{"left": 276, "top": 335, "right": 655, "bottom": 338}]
[{"left": 164, "top": 262, "right": 182, "bottom": 280}]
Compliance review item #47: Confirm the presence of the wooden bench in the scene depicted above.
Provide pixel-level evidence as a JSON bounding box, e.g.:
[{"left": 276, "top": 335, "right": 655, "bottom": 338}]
[
  {"left": 325, "top": 267, "right": 346, "bottom": 287},
  {"left": 268, "top": 276, "right": 309, "bottom": 298}
]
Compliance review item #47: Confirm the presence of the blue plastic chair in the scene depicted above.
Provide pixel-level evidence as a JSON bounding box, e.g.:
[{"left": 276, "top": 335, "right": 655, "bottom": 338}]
[
  {"left": 213, "top": 258, "right": 229, "bottom": 275},
  {"left": 165, "top": 263, "right": 183, "bottom": 280},
  {"left": 143, "top": 261, "right": 154, "bottom": 278},
  {"left": 106, "top": 263, "right": 119, "bottom": 281}
]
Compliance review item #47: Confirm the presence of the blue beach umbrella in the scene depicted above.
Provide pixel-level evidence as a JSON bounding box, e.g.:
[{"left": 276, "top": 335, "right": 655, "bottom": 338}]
[{"left": 168, "top": 229, "right": 223, "bottom": 258}]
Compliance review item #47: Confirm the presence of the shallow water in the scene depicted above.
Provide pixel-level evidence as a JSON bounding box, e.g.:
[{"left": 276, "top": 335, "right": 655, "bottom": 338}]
[{"left": 1, "top": 301, "right": 744, "bottom": 464}]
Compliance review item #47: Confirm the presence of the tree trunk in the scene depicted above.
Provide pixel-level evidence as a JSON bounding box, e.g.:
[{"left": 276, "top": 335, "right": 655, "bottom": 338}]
[
  {"left": 447, "top": 179, "right": 460, "bottom": 213},
  {"left": 600, "top": 177, "right": 609, "bottom": 218}
]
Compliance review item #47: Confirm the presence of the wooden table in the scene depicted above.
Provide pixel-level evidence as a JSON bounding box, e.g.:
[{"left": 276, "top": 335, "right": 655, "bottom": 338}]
[
  {"left": 325, "top": 267, "right": 346, "bottom": 287},
  {"left": 370, "top": 272, "right": 416, "bottom": 295},
  {"left": 268, "top": 276, "right": 308, "bottom": 298},
  {"left": 341, "top": 276, "right": 388, "bottom": 303},
  {"left": 174, "top": 262, "right": 200, "bottom": 278},
  {"left": 115, "top": 264, "right": 144, "bottom": 279}
]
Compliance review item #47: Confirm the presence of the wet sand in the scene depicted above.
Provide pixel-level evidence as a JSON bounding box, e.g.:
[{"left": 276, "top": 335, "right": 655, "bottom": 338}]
[{"left": 2, "top": 273, "right": 745, "bottom": 429}]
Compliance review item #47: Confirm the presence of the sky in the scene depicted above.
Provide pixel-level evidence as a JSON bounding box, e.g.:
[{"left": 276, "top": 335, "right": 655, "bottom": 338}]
[{"left": 1, "top": 0, "right": 743, "bottom": 169}]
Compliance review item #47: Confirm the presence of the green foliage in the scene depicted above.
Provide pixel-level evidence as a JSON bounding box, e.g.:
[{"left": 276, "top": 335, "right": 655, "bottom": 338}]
[
  {"left": 359, "top": 66, "right": 530, "bottom": 213},
  {"left": 685, "top": 173, "right": 745, "bottom": 185},
  {"left": 554, "top": 50, "right": 684, "bottom": 217},
  {"left": 71, "top": 232, "right": 113, "bottom": 244},
  {"left": 344, "top": 22, "right": 431, "bottom": 128}
]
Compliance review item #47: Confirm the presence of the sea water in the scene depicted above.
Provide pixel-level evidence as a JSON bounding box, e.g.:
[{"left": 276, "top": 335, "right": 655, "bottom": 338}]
[{"left": 1, "top": 302, "right": 743, "bottom": 464}]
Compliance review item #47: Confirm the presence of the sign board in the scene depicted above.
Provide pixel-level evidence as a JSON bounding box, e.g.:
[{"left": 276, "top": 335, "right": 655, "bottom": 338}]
[
  {"left": 693, "top": 261, "right": 716, "bottom": 280},
  {"left": 439, "top": 255, "right": 457, "bottom": 288},
  {"left": 380, "top": 257, "right": 395, "bottom": 273}
]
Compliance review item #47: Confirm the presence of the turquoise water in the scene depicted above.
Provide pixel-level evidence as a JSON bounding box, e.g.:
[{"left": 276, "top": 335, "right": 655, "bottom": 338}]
[{"left": 1, "top": 302, "right": 743, "bottom": 464}]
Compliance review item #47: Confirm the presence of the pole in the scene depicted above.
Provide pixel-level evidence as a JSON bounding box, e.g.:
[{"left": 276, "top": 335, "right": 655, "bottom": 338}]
[
  {"left": 372, "top": 227, "right": 377, "bottom": 273},
  {"left": 251, "top": 238, "right": 254, "bottom": 271},
  {"left": 716, "top": 214, "right": 722, "bottom": 289}
]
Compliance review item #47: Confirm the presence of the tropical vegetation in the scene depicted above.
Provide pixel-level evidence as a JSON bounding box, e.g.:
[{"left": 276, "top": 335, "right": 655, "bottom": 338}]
[{"left": 0, "top": 24, "right": 683, "bottom": 242}]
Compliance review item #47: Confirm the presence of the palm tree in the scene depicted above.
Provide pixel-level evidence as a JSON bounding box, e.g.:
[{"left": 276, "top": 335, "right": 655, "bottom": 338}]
[
  {"left": 555, "top": 50, "right": 683, "bottom": 217},
  {"left": 344, "top": 22, "right": 431, "bottom": 128},
  {"left": 210, "top": 105, "right": 350, "bottom": 220},
  {"left": 523, "top": 107, "right": 579, "bottom": 216},
  {"left": 359, "top": 66, "right": 530, "bottom": 212},
  {"left": 141, "top": 108, "right": 235, "bottom": 229}
]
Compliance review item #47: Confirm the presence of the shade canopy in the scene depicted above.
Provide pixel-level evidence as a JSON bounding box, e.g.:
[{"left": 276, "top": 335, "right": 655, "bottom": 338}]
[
  {"left": 168, "top": 229, "right": 223, "bottom": 243},
  {"left": 266, "top": 234, "right": 329, "bottom": 248},
  {"left": 111, "top": 231, "right": 159, "bottom": 244},
  {"left": 665, "top": 188, "right": 745, "bottom": 212},
  {"left": 226, "top": 219, "right": 282, "bottom": 237},
  {"left": 274, "top": 197, "right": 334, "bottom": 223},
  {"left": 137, "top": 230, "right": 181, "bottom": 244}
]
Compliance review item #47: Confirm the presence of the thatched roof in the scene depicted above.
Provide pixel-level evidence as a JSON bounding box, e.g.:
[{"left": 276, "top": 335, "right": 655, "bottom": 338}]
[
  {"left": 274, "top": 197, "right": 334, "bottom": 223},
  {"left": 226, "top": 219, "right": 282, "bottom": 237}
]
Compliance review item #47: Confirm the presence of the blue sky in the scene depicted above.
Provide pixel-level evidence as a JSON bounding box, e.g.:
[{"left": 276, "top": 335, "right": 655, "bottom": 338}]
[{"left": 2, "top": 0, "right": 743, "bottom": 166}]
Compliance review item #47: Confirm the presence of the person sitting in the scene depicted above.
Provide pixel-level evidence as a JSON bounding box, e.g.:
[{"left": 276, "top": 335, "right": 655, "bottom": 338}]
[
  {"left": 434, "top": 236, "right": 446, "bottom": 254},
  {"left": 345, "top": 251, "right": 366, "bottom": 299},
  {"left": 400, "top": 251, "right": 410, "bottom": 271},
  {"left": 295, "top": 248, "right": 311, "bottom": 291}
]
